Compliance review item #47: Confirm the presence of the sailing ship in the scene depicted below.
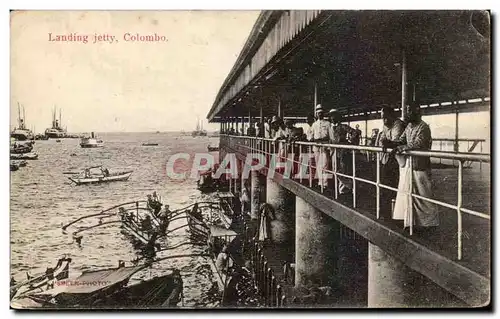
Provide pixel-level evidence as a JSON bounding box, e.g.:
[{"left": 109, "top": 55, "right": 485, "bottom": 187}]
[
  {"left": 44, "top": 107, "right": 67, "bottom": 138},
  {"left": 192, "top": 118, "right": 207, "bottom": 137},
  {"left": 11, "top": 103, "right": 34, "bottom": 141}
]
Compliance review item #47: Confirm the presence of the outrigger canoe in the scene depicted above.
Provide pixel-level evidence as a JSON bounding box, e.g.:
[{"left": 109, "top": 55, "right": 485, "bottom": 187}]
[
  {"left": 68, "top": 171, "right": 133, "bottom": 185},
  {"left": 67, "top": 166, "right": 133, "bottom": 185}
]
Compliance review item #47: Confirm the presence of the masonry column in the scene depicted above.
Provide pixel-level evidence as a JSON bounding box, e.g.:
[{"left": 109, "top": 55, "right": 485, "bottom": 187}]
[
  {"left": 295, "top": 196, "right": 337, "bottom": 288},
  {"left": 368, "top": 243, "right": 464, "bottom": 307},
  {"left": 266, "top": 178, "right": 294, "bottom": 245}
]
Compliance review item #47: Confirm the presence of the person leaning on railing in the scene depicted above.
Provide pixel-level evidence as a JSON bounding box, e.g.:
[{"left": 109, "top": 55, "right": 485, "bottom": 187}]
[
  {"left": 390, "top": 103, "right": 439, "bottom": 232},
  {"left": 378, "top": 106, "right": 406, "bottom": 219}
]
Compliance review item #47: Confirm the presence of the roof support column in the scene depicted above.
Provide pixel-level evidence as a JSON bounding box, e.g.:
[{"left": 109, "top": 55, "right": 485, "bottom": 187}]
[
  {"left": 278, "top": 97, "right": 281, "bottom": 117},
  {"left": 314, "top": 81, "right": 318, "bottom": 112},
  {"left": 401, "top": 49, "right": 408, "bottom": 119},
  {"left": 454, "top": 110, "right": 459, "bottom": 152}
]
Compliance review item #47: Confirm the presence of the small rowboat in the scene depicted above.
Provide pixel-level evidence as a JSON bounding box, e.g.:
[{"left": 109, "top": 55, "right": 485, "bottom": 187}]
[{"left": 142, "top": 143, "right": 159, "bottom": 146}]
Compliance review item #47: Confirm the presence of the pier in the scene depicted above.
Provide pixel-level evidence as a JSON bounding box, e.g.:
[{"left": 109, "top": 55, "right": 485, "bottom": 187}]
[{"left": 206, "top": 11, "right": 490, "bottom": 307}]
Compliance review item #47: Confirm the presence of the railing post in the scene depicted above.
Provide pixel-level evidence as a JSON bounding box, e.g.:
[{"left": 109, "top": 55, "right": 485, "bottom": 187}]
[
  {"left": 480, "top": 141, "right": 483, "bottom": 171},
  {"left": 270, "top": 275, "right": 276, "bottom": 306},
  {"left": 276, "top": 284, "right": 282, "bottom": 307},
  {"left": 352, "top": 149, "right": 357, "bottom": 208},
  {"left": 309, "top": 145, "right": 313, "bottom": 187},
  {"left": 262, "top": 259, "right": 268, "bottom": 297},
  {"left": 409, "top": 156, "right": 413, "bottom": 236},
  {"left": 457, "top": 160, "right": 463, "bottom": 260},
  {"left": 376, "top": 152, "right": 380, "bottom": 219},
  {"left": 320, "top": 146, "right": 324, "bottom": 193},
  {"left": 333, "top": 148, "right": 338, "bottom": 199},
  {"left": 266, "top": 268, "right": 272, "bottom": 306}
]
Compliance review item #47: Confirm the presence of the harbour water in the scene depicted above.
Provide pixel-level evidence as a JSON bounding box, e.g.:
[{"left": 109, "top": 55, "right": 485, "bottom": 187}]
[{"left": 10, "top": 132, "right": 220, "bottom": 307}]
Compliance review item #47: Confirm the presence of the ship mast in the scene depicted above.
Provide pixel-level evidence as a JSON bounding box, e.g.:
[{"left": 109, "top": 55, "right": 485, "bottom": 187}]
[
  {"left": 52, "top": 106, "right": 56, "bottom": 128},
  {"left": 17, "top": 102, "right": 21, "bottom": 128}
]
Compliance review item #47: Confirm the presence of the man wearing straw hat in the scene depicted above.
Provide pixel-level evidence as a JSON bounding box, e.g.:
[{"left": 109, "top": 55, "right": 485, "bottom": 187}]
[{"left": 310, "top": 104, "right": 334, "bottom": 188}]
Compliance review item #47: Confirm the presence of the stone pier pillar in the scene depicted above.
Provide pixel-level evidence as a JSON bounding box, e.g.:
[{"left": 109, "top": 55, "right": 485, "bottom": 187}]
[
  {"left": 368, "top": 243, "right": 464, "bottom": 307},
  {"left": 295, "top": 196, "right": 337, "bottom": 287},
  {"left": 250, "top": 170, "right": 262, "bottom": 220},
  {"left": 266, "top": 178, "right": 294, "bottom": 245}
]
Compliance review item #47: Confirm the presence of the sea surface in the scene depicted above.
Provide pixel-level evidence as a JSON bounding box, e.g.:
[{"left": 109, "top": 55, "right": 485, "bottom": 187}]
[{"left": 10, "top": 132, "right": 221, "bottom": 308}]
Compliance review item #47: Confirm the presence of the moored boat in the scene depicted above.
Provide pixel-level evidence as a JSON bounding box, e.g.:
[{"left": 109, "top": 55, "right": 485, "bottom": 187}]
[
  {"left": 80, "top": 132, "right": 104, "bottom": 148},
  {"left": 11, "top": 260, "right": 183, "bottom": 309},
  {"left": 10, "top": 163, "right": 19, "bottom": 171},
  {"left": 10, "top": 143, "right": 33, "bottom": 154},
  {"left": 207, "top": 144, "right": 219, "bottom": 152},
  {"left": 11, "top": 152, "right": 38, "bottom": 160},
  {"left": 142, "top": 143, "right": 159, "bottom": 146},
  {"left": 10, "top": 257, "right": 72, "bottom": 301},
  {"left": 11, "top": 160, "right": 27, "bottom": 167},
  {"left": 44, "top": 107, "right": 68, "bottom": 138},
  {"left": 11, "top": 103, "right": 34, "bottom": 141}
]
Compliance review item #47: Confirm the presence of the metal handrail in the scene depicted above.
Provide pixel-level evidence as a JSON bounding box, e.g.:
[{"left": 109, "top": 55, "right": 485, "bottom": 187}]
[{"left": 223, "top": 135, "right": 490, "bottom": 261}]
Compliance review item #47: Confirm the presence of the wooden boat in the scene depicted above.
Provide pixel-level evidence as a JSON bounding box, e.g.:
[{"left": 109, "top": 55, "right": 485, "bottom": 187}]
[
  {"left": 10, "top": 144, "right": 33, "bottom": 154},
  {"left": 196, "top": 164, "right": 229, "bottom": 193},
  {"left": 11, "top": 152, "right": 38, "bottom": 160},
  {"left": 68, "top": 166, "right": 132, "bottom": 185},
  {"left": 207, "top": 145, "right": 219, "bottom": 152},
  {"left": 182, "top": 194, "right": 253, "bottom": 304},
  {"left": 80, "top": 132, "right": 104, "bottom": 148},
  {"left": 142, "top": 143, "right": 159, "bottom": 146},
  {"left": 11, "top": 160, "right": 27, "bottom": 168},
  {"left": 11, "top": 262, "right": 183, "bottom": 309},
  {"left": 10, "top": 257, "right": 72, "bottom": 301},
  {"left": 61, "top": 194, "right": 169, "bottom": 252}
]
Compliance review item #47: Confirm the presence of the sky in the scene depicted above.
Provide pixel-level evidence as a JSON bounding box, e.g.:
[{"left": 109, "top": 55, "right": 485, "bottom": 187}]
[{"left": 10, "top": 11, "right": 260, "bottom": 133}]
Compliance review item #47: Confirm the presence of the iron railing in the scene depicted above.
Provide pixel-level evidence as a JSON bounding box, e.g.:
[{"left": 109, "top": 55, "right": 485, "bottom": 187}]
[{"left": 220, "top": 134, "right": 490, "bottom": 261}]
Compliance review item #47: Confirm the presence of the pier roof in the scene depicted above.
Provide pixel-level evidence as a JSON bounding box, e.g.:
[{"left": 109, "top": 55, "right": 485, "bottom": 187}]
[{"left": 207, "top": 10, "right": 490, "bottom": 122}]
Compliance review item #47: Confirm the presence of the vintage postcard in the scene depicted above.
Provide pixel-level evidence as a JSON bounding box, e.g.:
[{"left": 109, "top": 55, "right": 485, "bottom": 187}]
[{"left": 10, "top": 10, "right": 490, "bottom": 309}]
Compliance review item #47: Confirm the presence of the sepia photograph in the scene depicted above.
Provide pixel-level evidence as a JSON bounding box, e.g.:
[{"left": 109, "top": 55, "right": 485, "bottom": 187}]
[{"left": 9, "top": 9, "right": 491, "bottom": 309}]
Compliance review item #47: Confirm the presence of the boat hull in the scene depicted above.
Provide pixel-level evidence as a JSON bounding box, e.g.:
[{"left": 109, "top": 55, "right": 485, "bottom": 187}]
[
  {"left": 80, "top": 143, "right": 104, "bottom": 148},
  {"left": 69, "top": 172, "right": 132, "bottom": 185},
  {"left": 10, "top": 153, "right": 38, "bottom": 160}
]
